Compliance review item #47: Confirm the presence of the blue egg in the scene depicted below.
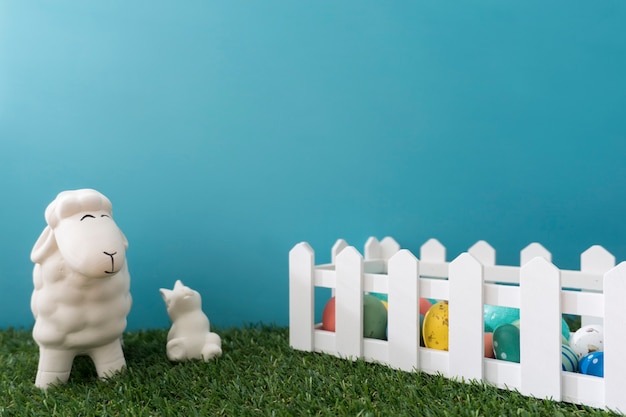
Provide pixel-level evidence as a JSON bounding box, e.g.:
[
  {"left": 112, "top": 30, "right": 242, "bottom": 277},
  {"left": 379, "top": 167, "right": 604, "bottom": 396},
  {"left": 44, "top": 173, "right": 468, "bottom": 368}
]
[
  {"left": 579, "top": 352, "right": 604, "bottom": 377},
  {"left": 561, "top": 344, "right": 578, "bottom": 372},
  {"left": 561, "top": 317, "right": 571, "bottom": 342},
  {"left": 484, "top": 305, "right": 519, "bottom": 333}
]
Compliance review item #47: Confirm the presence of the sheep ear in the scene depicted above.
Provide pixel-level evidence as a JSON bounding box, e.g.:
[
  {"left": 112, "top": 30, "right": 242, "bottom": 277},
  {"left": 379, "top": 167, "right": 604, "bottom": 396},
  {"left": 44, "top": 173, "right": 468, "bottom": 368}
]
[{"left": 31, "top": 226, "right": 57, "bottom": 264}]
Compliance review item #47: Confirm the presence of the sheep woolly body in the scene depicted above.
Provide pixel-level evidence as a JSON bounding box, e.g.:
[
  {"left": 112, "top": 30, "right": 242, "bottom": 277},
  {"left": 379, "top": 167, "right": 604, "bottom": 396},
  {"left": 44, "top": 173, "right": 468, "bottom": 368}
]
[{"left": 31, "top": 189, "right": 132, "bottom": 389}]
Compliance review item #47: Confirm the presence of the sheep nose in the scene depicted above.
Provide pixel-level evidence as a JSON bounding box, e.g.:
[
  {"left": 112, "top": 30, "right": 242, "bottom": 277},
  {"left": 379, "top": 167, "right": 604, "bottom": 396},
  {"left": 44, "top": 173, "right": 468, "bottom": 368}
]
[{"left": 104, "top": 252, "right": 118, "bottom": 274}]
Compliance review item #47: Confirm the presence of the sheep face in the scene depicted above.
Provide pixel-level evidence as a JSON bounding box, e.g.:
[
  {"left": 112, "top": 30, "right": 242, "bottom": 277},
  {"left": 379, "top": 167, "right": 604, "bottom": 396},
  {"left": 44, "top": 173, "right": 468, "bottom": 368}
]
[{"left": 54, "top": 210, "right": 128, "bottom": 279}]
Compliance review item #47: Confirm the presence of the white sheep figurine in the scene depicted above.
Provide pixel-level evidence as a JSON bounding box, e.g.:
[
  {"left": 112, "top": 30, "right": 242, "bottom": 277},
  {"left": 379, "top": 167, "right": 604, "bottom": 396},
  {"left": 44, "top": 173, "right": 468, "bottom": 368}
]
[{"left": 30, "top": 189, "right": 132, "bottom": 389}]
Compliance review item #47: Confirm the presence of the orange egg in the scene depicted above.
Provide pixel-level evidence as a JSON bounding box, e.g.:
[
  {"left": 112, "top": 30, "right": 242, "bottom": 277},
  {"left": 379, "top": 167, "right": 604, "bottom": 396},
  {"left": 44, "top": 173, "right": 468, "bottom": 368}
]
[
  {"left": 321, "top": 297, "right": 336, "bottom": 331},
  {"left": 484, "top": 332, "right": 495, "bottom": 358}
]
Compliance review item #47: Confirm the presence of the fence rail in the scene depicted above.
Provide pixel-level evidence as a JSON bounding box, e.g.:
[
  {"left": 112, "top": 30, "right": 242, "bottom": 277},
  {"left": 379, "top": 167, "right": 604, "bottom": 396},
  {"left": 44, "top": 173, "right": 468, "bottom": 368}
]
[{"left": 288, "top": 237, "right": 626, "bottom": 413}]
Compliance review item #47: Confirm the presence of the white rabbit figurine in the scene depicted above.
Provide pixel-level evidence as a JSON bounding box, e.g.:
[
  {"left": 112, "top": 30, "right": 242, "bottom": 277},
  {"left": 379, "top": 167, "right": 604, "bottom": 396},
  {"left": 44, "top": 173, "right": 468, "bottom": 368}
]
[{"left": 160, "top": 280, "right": 222, "bottom": 361}]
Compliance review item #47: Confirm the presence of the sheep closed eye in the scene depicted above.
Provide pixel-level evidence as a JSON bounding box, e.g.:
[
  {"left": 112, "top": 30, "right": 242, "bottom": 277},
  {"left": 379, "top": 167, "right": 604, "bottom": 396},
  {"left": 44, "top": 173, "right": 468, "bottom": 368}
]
[{"left": 80, "top": 214, "right": 96, "bottom": 221}]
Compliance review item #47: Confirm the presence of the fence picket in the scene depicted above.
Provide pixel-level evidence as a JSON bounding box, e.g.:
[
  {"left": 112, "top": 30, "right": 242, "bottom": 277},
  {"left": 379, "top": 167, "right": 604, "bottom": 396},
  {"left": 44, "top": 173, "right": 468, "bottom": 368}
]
[
  {"left": 335, "top": 246, "right": 364, "bottom": 359},
  {"left": 364, "top": 237, "right": 381, "bottom": 260},
  {"left": 379, "top": 237, "right": 401, "bottom": 260},
  {"left": 603, "top": 262, "right": 626, "bottom": 414},
  {"left": 581, "top": 245, "right": 615, "bottom": 275},
  {"left": 388, "top": 249, "right": 420, "bottom": 372},
  {"left": 581, "top": 245, "right": 615, "bottom": 326},
  {"left": 289, "top": 237, "right": 623, "bottom": 412},
  {"left": 449, "top": 253, "right": 484, "bottom": 381},
  {"left": 289, "top": 242, "right": 315, "bottom": 351},
  {"left": 420, "top": 238, "right": 446, "bottom": 262},
  {"left": 469, "top": 241, "right": 495, "bottom": 266},
  {"left": 520, "top": 257, "right": 561, "bottom": 400},
  {"left": 521, "top": 243, "right": 551, "bottom": 265}
]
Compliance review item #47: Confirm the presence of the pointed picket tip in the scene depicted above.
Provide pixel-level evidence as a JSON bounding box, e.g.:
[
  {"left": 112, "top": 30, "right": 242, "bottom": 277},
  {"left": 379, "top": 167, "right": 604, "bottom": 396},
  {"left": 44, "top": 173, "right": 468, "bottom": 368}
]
[
  {"left": 420, "top": 238, "right": 446, "bottom": 262},
  {"left": 336, "top": 245, "right": 363, "bottom": 263},
  {"left": 520, "top": 242, "right": 551, "bottom": 266},
  {"left": 332, "top": 239, "right": 349, "bottom": 263},
  {"left": 364, "top": 236, "right": 381, "bottom": 260},
  {"left": 290, "top": 241, "right": 314, "bottom": 258},
  {"left": 581, "top": 245, "right": 615, "bottom": 274},
  {"left": 388, "top": 248, "right": 418, "bottom": 267},
  {"left": 450, "top": 252, "right": 483, "bottom": 275},
  {"left": 604, "top": 261, "right": 626, "bottom": 291},
  {"left": 468, "top": 240, "right": 495, "bottom": 266},
  {"left": 520, "top": 255, "right": 559, "bottom": 283},
  {"left": 380, "top": 236, "right": 401, "bottom": 260}
]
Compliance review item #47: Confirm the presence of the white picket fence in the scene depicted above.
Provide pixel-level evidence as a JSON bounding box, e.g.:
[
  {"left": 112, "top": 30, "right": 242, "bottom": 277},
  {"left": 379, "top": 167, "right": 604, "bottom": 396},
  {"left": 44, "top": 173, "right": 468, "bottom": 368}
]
[{"left": 288, "top": 237, "right": 626, "bottom": 413}]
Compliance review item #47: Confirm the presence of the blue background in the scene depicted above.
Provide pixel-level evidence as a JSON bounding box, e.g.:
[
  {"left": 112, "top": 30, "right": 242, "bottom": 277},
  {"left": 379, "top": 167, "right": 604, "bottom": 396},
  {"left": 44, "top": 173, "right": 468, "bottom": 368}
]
[{"left": 1, "top": 1, "right": 625, "bottom": 330}]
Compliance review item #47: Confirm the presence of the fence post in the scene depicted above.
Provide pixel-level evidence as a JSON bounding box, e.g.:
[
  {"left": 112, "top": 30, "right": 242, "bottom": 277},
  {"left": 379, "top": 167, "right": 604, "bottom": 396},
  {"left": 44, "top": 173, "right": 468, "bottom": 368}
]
[
  {"left": 388, "top": 249, "right": 420, "bottom": 372},
  {"left": 364, "top": 237, "right": 380, "bottom": 260},
  {"left": 520, "top": 257, "right": 561, "bottom": 401},
  {"left": 449, "top": 253, "right": 484, "bottom": 381},
  {"left": 289, "top": 242, "right": 315, "bottom": 351},
  {"left": 603, "top": 262, "right": 626, "bottom": 413},
  {"left": 379, "top": 237, "right": 401, "bottom": 260},
  {"left": 336, "top": 246, "right": 364, "bottom": 359},
  {"left": 331, "top": 239, "right": 349, "bottom": 264},
  {"left": 581, "top": 245, "right": 615, "bottom": 326},
  {"left": 469, "top": 241, "right": 495, "bottom": 266},
  {"left": 521, "top": 243, "right": 551, "bottom": 265}
]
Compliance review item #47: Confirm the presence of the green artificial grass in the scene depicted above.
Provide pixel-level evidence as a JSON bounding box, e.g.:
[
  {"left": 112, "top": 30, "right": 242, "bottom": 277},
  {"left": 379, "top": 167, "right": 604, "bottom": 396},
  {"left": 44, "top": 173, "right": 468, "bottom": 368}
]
[{"left": 0, "top": 325, "right": 619, "bottom": 417}]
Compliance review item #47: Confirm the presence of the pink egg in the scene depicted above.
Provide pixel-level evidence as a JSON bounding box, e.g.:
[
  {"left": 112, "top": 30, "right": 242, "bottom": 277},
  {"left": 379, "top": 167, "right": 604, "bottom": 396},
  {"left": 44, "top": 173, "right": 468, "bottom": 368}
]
[{"left": 419, "top": 298, "right": 433, "bottom": 316}]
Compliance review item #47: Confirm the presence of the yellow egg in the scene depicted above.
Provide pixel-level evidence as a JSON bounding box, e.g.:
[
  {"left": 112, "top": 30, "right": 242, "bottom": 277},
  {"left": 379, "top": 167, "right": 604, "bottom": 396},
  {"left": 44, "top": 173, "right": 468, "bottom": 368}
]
[{"left": 422, "top": 301, "right": 449, "bottom": 350}]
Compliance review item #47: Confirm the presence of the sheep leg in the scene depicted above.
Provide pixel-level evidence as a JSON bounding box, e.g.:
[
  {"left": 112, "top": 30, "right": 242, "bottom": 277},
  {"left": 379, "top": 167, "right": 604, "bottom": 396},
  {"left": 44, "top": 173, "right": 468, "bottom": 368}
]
[
  {"left": 89, "top": 339, "right": 126, "bottom": 379},
  {"left": 35, "top": 347, "right": 76, "bottom": 389}
]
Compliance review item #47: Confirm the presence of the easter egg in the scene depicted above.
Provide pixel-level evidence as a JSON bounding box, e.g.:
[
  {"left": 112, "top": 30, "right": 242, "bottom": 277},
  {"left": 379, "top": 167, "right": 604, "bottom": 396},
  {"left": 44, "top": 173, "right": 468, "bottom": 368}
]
[
  {"left": 484, "top": 305, "right": 519, "bottom": 332},
  {"left": 561, "top": 344, "right": 578, "bottom": 372},
  {"left": 321, "top": 297, "right": 336, "bottom": 332},
  {"left": 422, "top": 301, "right": 449, "bottom": 350},
  {"left": 419, "top": 298, "right": 433, "bottom": 316},
  {"left": 492, "top": 324, "right": 520, "bottom": 363},
  {"left": 561, "top": 317, "right": 571, "bottom": 342},
  {"left": 363, "top": 294, "right": 388, "bottom": 340},
  {"left": 484, "top": 333, "right": 495, "bottom": 358},
  {"left": 509, "top": 317, "right": 570, "bottom": 342},
  {"left": 570, "top": 325, "right": 603, "bottom": 359},
  {"left": 370, "top": 292, "right": 388, "bottom": 303},
  {"left": 419, "top": 314, "right": 425, "bottom": 347},
  {"left": 579, "top": 351, "right": 604, "bottom": 377},
  {"left": 321, "top": 295, "right": 388, "bottom": 340}
]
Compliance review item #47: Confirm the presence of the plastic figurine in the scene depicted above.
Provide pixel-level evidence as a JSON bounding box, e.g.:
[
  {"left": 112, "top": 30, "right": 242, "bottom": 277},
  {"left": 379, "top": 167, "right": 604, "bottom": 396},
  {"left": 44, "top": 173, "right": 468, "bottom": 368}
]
[
  {"left": 30, "top": 189, "right": 132, "bottom": 389},
  {"left": 160, "top": 280, "right": 222, "bottom": 362}
]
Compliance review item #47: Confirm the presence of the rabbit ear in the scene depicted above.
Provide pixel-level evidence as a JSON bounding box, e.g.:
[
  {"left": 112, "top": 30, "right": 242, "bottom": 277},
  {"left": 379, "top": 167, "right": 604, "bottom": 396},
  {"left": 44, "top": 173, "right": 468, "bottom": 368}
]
[
  {"left": 160, "top": 288, "right": 173, "bottom": 302},
  {"left": 31, "top": 226, "right": 57, "bottom": 263}
]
